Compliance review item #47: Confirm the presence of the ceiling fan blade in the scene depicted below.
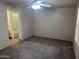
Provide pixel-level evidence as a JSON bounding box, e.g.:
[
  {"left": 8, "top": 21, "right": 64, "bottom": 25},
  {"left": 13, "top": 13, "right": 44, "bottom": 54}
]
[
  {"left": 25, "top": 0, "right": 37, "bottom": 8},
  {"left": 26, "top": 0, "right": 52, "bottom": 9},
  {"left": 27, "top": 5, "right": 32, "bottom": 8},
  {"left": 40, "top": 4, "right": 51, "bottom": 7}
]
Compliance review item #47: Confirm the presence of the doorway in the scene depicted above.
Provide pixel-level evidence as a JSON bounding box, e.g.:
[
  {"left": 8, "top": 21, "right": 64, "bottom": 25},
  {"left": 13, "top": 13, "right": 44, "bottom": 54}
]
[{"left": 7, "top": 9, "right": 20, "bottom": 45}]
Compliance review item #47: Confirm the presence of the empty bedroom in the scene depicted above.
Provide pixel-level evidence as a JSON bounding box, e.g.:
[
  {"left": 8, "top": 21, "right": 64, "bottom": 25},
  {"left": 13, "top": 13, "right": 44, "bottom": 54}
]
[{"left": 0, "top": 0, "right": 79, "bottom": 59}]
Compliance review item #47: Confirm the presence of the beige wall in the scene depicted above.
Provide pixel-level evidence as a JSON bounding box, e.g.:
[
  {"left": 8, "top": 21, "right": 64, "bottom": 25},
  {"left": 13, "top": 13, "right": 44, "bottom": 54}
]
[
  {"left": 19, "top": 8, "right": 33, "bottom": 40},
  {"left": 0, "top": 2, "right": 9, "bottom": 50},
  {"left": 0, "top": 2, "right": 77, "bottom": 50},
  {"left": 33, "top": 7, "right": 77, "bottom": 41},
  {"left": 0, "top": 2, "right": 33, "bottom": 49},
  {"left": 74, "top": 3, "right": 79, "bottom": 59}
]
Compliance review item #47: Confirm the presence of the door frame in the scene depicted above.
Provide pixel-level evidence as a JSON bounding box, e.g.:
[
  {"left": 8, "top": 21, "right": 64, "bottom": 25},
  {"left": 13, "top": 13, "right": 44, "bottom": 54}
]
[{"left": 7, "top": 8, "right": 21, "bottom": 45}]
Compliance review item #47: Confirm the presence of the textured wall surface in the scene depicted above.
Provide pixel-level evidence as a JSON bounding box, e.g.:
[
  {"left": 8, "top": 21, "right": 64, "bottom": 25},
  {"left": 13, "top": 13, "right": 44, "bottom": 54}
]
[
  {"left": 33, "top": 7, "right": 77, "bottom": 41},
  {"left": 19, "top": 8, "right": 33, "bottom": 40},
  {"left": 0, "top": 2, "right": 9, "bottom": 50},
  {"left": 74, "top": 3, "right": 79, "bottom": 59}
]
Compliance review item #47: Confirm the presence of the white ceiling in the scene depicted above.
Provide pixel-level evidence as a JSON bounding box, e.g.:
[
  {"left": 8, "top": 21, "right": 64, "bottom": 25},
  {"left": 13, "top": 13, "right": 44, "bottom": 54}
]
[{"left": 2, "top": 0, "right": 77, "bottom": 7}]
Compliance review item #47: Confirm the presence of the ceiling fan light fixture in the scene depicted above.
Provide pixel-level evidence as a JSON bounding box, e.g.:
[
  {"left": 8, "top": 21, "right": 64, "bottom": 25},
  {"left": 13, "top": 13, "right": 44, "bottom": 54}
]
[
  {"left": 30, "top": 0, "right": 51, "bottom": 10},
  {"left": 32, "top": 4, "right": 41, "bottom": 10},
  {"left": 31, "top": 0, "right": 42, "bottom": 10}
]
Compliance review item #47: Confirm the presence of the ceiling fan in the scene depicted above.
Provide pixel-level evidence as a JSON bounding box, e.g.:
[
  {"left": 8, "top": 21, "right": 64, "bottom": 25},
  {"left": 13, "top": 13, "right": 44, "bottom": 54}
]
[{"left": 27, "top": 0, "right": 52, "bottom": 10}]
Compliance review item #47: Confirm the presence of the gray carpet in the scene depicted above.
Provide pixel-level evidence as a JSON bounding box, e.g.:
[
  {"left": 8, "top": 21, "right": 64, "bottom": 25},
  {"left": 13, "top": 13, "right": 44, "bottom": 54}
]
[{"left": 0, "top": 36, "right": 75, "bottom": 59}]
